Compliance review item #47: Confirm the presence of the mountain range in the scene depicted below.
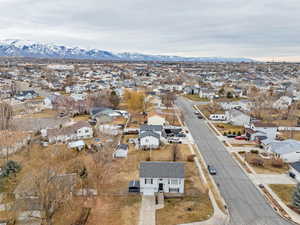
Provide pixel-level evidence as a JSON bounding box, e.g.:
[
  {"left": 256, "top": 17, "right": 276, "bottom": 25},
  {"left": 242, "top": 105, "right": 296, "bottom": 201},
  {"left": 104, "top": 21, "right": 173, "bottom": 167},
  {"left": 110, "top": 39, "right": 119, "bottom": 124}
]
[{"left": 0, "top": 39, "right": 254, "bottom": 62}]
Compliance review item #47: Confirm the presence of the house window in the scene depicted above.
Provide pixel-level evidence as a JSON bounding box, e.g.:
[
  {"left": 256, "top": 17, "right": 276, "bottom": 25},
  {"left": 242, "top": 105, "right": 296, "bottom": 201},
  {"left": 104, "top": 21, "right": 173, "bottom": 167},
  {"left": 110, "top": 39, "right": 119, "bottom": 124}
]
[
  {"left": 85, "top": 129, "right": 89, "bottom": 133},
  {"left": 145, "top": 179, "right": 153, "bottom": 184},
  {"left": 170, "top": 179, "right": 178, "bottom": 185}
]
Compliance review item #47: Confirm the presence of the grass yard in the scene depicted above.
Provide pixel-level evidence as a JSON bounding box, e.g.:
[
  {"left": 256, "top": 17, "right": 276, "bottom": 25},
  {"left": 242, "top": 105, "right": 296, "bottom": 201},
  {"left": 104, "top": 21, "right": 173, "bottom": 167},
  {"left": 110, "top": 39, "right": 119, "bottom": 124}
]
[
  {"left": 244, "top": 153, "right": 289, "bottom": 174},
  {"left": 156, "top": 195, "right": 213, "bottom": 225},
  {"left": 184, "top": 94, "right": 209, "bottom": 102},
  {"left": 215, "top": 97, "right": 248, "bottom": 102},
  {"left": 269, "top": 184, "right": 296, "bottom": 206},
  {"left": 197, "top": 104, "right": 224, "bottom": 118},
  {"left": 73, "top": 115, "right": 90, "bottom": 121},
  {"left": 19, "top": 109, "right": 57, "bottom": 119},
  {"left": 87, "top": 195, "right": 141, "bottom": 225},
  {"left": 279, "top": 131, "right": 300, "bottom": 141}
]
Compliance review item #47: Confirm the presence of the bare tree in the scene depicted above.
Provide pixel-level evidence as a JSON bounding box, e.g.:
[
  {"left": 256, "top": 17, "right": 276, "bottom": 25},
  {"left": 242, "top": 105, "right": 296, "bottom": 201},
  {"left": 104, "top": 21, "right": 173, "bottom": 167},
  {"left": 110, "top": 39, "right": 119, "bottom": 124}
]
[
  {"left": 171, "top": 144, "right": 179, "bottom": 162},
  {"left": 0, "top": 102, "right": 13, "bottom": 130},
  {"left": 30, "top": 168, "right": 78, "bottom": 225}
]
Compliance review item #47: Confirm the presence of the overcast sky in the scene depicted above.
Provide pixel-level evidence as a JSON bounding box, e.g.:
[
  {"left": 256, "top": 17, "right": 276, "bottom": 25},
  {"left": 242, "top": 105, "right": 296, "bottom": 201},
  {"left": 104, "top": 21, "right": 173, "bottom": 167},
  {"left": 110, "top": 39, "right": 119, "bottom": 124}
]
[{"left": 0, "top": 0, "right": 300, "bottom": 61}]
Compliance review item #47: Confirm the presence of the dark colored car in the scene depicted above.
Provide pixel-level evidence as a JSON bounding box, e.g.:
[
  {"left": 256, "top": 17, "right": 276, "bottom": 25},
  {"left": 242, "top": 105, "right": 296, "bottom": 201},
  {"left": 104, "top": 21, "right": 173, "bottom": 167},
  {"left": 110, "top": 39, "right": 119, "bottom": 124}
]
[
  {"left": 226, "top": 134, "right": 237, "bottom": 138},
  {"left": 176, "top": 133, "right": 186, "bottom": 137},
  {"left": 197, "top": 115, "right": 203, "bottom": 119},
  {"left": 207, "top": 165, "right": 217, "bottom": 175}
]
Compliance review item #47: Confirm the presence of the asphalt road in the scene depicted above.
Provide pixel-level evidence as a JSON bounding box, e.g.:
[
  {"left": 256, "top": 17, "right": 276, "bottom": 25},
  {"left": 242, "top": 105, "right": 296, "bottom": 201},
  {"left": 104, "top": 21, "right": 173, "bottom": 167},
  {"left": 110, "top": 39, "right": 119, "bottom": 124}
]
[{"left": 176, "top": 97, "right": 293, "bottom": 225}]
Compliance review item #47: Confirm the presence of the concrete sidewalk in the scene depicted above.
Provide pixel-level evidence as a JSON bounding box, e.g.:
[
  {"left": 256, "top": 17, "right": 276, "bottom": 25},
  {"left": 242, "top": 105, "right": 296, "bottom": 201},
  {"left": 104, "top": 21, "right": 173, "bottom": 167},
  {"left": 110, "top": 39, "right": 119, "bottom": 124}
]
[{"left": 138, "top": 195, "right": 156, "bottom": 225}]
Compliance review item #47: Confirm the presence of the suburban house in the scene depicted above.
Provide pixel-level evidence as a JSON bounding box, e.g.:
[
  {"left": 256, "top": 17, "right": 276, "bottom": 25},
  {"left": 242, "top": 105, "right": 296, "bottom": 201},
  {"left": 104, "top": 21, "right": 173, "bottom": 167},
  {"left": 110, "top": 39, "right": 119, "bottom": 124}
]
[
  {"left": 139, "top": 125, "right": 163, "bottom": 149},
  {"left": 68, "top": 140, "right": 85, "bottom": 151},
  {"left": 43, "top": 121, "right": 93, "bottom": 144},
  {"left": 225, "top": 109, "right": 251, "bottom": 126},
  {"left": 245, "top": 122, "right": 277, "bottom": 144},
  {"left": 113, "top": 144, "right": 129, "bottom": 158},
  {"left": 147, "top": 112, "right": 166, "bottom": 126},
  {"left": 265, "top": 139, "right": 300, "bottom": 163},
  {"left": 139, "top": 162, "right": 185, "bottom": 195},
  {"left": 15, "top": 90, "right": 38, "bottom": 101}
]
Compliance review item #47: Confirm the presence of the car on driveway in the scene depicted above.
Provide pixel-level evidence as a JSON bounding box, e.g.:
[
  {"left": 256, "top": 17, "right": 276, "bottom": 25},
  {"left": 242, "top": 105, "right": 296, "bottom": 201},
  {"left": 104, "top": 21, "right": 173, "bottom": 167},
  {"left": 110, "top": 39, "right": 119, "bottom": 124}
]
[
  {"left": 168, "top": 137, "right": 182, "bottom": 144},
  {"left": 207, "top": 165, "right": 217, "bottom": 175},
  {"left": 235, "top": 136, "right": 247, "bottom": 140},
  {"left": 197, "top": 115, "right": 203, "bottom": 119}
]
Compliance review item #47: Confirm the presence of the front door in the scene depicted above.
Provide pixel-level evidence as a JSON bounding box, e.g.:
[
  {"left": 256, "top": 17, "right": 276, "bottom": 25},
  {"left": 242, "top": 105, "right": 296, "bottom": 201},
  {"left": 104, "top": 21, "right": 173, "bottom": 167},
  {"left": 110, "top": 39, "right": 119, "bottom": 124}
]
[{"left": 159, "top": 183, "right": 164, "bottom": 192}]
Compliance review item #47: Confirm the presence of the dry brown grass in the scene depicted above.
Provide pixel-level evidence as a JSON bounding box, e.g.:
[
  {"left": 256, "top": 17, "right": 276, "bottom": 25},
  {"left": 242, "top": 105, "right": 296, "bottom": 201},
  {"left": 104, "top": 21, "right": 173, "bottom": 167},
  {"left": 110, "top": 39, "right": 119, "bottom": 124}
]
[
  {"left": 197, "top": 104, "right": 224, "bottom": 118},
  {"left": 156, "top": 195, "right": 213, "bottom": 225},
  {"left": 279, "top": 131, "right": 300, "bottom": 141},
  {"left": 73, "top": 115, "right": 90, "bottom": 122},
  {"left": 184, "top": 94, "right": 209, "bottom": 102},
  {"left": 19, "top": 109, "right": 57, "bottom": 119},
  {"left": 244, "top": 153, "right": 289, "bottom": 174},
  {"left": 269, "top": 184, "right": 296, "bottom": 205},
  {"left": 87, "top": 195, "right": 141, "bottom": 225}
]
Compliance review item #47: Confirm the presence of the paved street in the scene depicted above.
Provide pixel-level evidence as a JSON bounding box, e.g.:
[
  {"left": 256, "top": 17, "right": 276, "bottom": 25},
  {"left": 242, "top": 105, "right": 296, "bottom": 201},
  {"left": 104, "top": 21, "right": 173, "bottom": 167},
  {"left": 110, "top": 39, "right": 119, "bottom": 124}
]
[{"left": 176, "top": 97, "right": 293, "bottom": 225}]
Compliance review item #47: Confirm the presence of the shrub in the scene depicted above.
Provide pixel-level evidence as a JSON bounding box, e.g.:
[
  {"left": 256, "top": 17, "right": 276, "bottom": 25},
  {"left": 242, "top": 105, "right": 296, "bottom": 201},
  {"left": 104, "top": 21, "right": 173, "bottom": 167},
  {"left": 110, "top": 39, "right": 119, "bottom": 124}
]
[
  {"left": 238, "top": 151, "right": 246, "bottom": 154},
  {"left": 223, "top": 132, "right": 227, "bottom": 136},
  {"left": 237, "top": 131, "right": 241, "bottom": 136},
  {"left": 0, "top": 161, "right": 21, "bottom": 178},
  {"left": 272, "top": 159, "right": 284, "bottom": 168},
  {"left": 228, "top": 131, "right": 232, "bottom": 135},
  {"left": 250, "top": 149, "right": 259, "bottom": 154},
  {"left": 250, "top": 158, "right": 264, "bottom": 167},
  {"left": 232, "top": 131, "right": 236, "bottom": 135},
  {"left": 187, "top": 154, "right": 196, "bottom": 162}
]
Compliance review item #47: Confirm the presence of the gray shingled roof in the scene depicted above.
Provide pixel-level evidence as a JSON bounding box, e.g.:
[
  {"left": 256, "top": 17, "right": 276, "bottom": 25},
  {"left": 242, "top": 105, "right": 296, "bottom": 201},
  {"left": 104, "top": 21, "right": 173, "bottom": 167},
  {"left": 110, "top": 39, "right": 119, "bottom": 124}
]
[
  {"left": 140, "top": 162, "right": 184, "bottom": 178},
  {"left": 140, "top": 124, "right": 163, "bottom": 132},
  {"left": 140, "top": 131, "right": 160, "bottom": 139}
]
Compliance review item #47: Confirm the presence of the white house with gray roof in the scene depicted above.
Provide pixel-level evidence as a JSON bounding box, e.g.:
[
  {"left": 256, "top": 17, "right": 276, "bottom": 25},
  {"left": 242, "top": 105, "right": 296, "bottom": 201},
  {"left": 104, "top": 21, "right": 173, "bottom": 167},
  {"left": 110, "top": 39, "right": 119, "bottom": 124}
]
[
  {"left": 139, "top": 125, "right": 163, "bottom": 149},
  {"left": 265, "top": 139, "right": 300, "bottom": 163},
  {"left": 139, "top": 162, "right": 185, "bottom": 195}
]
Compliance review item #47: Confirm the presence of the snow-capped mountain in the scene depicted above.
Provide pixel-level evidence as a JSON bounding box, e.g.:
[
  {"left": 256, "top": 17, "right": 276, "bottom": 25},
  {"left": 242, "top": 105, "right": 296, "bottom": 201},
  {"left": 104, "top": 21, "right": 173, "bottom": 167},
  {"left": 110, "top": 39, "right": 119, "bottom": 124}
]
[{"left": 0, "top": 39, "right": 254, "bottom": 62}]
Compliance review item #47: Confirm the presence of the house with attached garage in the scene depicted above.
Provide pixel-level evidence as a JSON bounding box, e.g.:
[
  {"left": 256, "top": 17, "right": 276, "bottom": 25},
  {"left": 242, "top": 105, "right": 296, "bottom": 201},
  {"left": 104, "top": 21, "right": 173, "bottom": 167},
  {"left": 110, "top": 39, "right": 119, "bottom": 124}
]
[
  {"left": 43, "top": 121, "right": 93, "bottom": 144},
  {"left": 265, "top": 139, "right": 300, "bottom": 163},
  {"left": 225, "top": 109, "right": 251, "bottom": 126},
  {"left": 139, "top": 125, "right": 163, "bottom": 149},
  {"left": 139, "top": 162, "right": 185, "bottom": 195},
  {"left": 245, "top": 122, "right": 278, "bottom": 145}
]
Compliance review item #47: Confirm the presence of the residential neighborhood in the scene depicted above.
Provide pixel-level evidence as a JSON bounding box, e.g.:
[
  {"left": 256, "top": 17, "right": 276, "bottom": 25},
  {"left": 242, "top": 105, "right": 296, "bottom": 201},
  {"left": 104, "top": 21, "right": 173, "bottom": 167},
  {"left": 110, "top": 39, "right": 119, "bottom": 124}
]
[{"left": 0, "top": 58, "right": 300, "bottom": 225}]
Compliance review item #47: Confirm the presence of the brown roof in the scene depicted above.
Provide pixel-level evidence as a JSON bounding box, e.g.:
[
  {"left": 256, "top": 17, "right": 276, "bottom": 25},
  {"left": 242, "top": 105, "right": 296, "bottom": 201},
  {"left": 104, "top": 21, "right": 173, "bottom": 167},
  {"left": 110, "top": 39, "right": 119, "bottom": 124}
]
[{"left": 252, "top": 122, "right": 277, "bottom": 128}]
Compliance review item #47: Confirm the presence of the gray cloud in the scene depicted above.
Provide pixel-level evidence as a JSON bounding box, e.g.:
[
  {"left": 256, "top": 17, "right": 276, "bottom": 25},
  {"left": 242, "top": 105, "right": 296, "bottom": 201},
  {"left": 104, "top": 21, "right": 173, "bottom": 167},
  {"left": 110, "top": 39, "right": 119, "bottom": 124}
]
[{"left": 0, "top": 0, "right": 300, "bottom": 60}]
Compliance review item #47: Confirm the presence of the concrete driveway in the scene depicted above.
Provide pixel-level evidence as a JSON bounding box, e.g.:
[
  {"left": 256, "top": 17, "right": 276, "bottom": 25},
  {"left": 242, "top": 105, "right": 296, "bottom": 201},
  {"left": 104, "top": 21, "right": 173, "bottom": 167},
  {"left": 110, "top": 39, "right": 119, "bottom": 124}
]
[
  {"left": 138, "top": 195, "right": 156, "bottom": 225},
  {"left": 249, "top": 174, "right": 297, "bottom": 185}
]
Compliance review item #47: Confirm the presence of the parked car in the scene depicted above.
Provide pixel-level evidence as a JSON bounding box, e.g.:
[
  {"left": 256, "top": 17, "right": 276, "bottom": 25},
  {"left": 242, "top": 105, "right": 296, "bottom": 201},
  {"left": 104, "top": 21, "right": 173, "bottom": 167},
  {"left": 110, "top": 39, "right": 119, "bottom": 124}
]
[
  {"left": 226, "top": 134, "right": 237, "bottom": 138},
  {"left": 235, "top": 136, "right": 247, "bottom": 140},
  {"left": 197, "top": 115, "right": 203, "bottom": 119},
  {"left": 168, "top": 137, "right": 182, "bottom": 144},
  {"left": 176, "top": 133, "right": 186, "bottom": 138},
  {"left": 207, "top": 165, "right": 217, "bottom": 175},
  {"left": 194, "top": 111, "right": 200, "bottom": 115}
]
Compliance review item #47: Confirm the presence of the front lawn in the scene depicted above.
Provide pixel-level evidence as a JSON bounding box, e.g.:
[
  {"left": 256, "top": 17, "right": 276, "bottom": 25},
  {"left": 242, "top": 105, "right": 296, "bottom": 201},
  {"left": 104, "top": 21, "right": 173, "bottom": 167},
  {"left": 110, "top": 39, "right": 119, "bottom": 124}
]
[
  {"left": 156, "top": 195, "right": 213, "bottom": 225},
  {"left": 184, "top": 95, "right": 209, "bottom": 102},
  {"left": 269, "top": 184, "right": 296, "bottom": 206}
]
